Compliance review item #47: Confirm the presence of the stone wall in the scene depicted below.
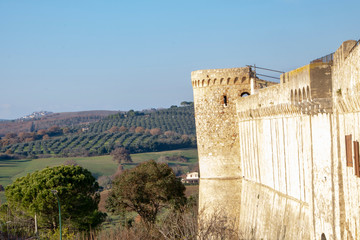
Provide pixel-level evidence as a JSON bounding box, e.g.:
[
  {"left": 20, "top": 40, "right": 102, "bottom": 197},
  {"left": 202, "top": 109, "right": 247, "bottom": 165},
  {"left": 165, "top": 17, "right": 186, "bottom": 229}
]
[
  {"left": 236, "top": 108, "right": 333, "bottom": 239},
  {"left": 192, "top": 40, "right": 360, "bottom": 239},
  {"left": 331, "top": 39, "right": 360, "bottom": 239}
]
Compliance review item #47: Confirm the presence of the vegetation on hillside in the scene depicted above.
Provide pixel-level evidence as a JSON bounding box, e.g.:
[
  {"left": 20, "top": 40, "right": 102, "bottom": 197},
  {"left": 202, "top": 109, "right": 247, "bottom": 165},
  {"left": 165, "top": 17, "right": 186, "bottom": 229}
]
[
  {"left": 86, "top": 104, "right": 195, "bottom": 135},
  {"left": 0, "top": 110, "right": 118, "bottom": 137},
  {"left": 0, "top": 130, "right": 195, "bottom": 157},
  {"left": 0, "top": 104, "right": 196, "bottom": 158}
]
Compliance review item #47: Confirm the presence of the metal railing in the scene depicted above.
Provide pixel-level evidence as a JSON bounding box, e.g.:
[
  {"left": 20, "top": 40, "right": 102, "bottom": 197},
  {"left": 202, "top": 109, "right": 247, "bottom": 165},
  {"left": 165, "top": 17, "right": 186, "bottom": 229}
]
[
  {"left": 246, "top": 65, "right": 284, "bottom": 81},
  {"left": 349, "top": 39, "right": 360, "bottom": 54},
  {"left": 310, "top": 52, "right": 334, "bottom": 64}
]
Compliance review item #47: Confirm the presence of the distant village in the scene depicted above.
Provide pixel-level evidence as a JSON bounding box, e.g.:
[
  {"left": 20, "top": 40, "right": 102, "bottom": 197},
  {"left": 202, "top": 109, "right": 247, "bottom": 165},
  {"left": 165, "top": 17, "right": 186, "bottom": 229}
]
[{"left": 20, "top": 111, "right": 53, "bottom": 120}]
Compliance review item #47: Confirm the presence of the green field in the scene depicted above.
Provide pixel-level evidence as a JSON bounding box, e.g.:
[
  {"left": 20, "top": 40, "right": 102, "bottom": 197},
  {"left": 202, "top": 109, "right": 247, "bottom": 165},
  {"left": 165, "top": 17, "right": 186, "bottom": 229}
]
[
  {"left": 131, "top": 148, "right": 198, "bottom": 165},
  {"left": 0, "top": 148, "right": 198, "bottom": 203}
]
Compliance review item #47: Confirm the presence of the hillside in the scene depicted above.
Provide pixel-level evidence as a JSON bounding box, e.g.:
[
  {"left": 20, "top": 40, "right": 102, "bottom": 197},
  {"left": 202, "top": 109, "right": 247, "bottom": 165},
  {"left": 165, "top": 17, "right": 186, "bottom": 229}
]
[
  {"left": 85, "top": 105, "right": 195, "bottom": 135},
  {"left": 0, "top": 105, "right": 196, "bottom": 157},
  {"left": 0, "top": 110, "right": 119, "bottom": 137}
]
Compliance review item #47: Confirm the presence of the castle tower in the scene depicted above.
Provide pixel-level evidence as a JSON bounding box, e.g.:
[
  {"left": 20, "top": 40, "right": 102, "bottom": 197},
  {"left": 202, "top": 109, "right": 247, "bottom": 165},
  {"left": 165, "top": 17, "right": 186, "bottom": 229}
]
[
  {"left": 191, "top": 67, "right": 256, "bottom": 222},
  {"left": 192, "top": 67, "right": 251, "bottom": 179}
]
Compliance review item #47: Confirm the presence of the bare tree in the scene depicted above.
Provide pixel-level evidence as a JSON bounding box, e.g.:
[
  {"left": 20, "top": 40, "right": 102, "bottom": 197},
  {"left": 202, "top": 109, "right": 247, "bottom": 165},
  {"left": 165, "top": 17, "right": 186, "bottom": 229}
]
[{"left": 158, "top": 205, "right": 242, "bottom": 240}]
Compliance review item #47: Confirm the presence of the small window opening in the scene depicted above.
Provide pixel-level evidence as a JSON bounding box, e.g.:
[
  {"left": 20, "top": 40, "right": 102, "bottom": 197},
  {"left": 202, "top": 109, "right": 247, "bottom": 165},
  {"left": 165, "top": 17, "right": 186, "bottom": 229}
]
[
  {"left": 321, "top": 233, "right": 327, "bottom": 240},
  {"left": 302, "top": 87, "right": 306, "bottom": 100},
  {"left": 223, "top": 95, "right": 228, "bottom": 106},
  {"left": 354, "top": 141, "right": 360, "bottom": 177},
  {"left": 241, "top": 92, "right": 250, "bottom": 97},
  {"left": 346, "top": 135, "right": 353, "bottom": 167}
]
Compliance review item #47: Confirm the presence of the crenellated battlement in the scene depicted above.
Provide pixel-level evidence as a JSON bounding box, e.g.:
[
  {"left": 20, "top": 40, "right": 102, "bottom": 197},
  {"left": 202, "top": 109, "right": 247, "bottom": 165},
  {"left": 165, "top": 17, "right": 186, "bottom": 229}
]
[{"left": 191, "top": 67, "right": 251, "bottom": 88}]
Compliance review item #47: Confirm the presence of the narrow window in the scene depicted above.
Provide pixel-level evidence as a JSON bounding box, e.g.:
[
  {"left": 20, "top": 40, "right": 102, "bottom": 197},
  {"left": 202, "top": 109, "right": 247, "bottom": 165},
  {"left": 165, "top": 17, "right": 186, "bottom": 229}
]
[
  {"left": 303, "top": 87, "right": 306, "bottom": 100},
  {"left": 354, "top": 141, "right": 360, "bottom": 177},
  {"left": 223, "top": 95, "right": 228, "bottom": 106},
  {"left": 345, "top": 135, "right": 353, "bottom": 167},
  {"left": 307, "top": 86, "right": 310, "bottom": 100}
]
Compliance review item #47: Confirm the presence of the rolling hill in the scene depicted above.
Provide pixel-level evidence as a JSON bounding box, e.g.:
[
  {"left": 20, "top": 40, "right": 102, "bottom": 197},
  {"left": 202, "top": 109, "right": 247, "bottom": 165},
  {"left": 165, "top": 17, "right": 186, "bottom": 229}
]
[
  {"left": 0, "top": 105, "right": 196, "bottom": 157},
  {"left": 0, "top": 110, "right": 119, "bottom": 137}
]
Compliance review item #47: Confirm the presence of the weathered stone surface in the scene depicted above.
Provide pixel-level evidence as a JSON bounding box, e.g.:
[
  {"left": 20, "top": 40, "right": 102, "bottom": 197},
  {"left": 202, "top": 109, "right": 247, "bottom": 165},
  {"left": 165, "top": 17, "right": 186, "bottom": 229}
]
[{"left": 192, "top": 40, "right": 360, "bottom": 239}]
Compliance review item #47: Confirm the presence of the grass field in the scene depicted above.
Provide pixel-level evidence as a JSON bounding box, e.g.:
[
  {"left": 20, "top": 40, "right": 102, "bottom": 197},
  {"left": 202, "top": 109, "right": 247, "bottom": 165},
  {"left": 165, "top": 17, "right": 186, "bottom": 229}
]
[{"left": 0, "top": 148, "right": 198, "bottom": 203}]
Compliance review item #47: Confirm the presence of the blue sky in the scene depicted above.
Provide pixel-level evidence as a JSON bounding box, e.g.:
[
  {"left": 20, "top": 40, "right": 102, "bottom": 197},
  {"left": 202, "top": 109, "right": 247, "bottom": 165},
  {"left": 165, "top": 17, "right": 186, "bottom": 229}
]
[{"left": 0, "top": 0, "right": 359, "bottom": 119}]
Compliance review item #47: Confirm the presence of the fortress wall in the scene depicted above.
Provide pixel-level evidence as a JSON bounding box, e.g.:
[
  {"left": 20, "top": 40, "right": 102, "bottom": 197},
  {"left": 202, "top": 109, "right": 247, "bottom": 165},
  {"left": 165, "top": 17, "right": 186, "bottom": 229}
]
[
  {"left": 236, "top": 83, "right": 290, "bottom": 112},
  {"left": 331, "top": 112, "right": 360, "bottom": 239},
  {"left": 237, "top": 111, "right": 314, "bottom": 239},
  {"left": 198, "top": 179, "right": 242, "bottom": 225},
  {"left": 332, "top": 40, "right": 359, "bottom": 96},
  {"left": 332, "top": 41, "right": 360, "bottom": 239},
  {"left": 237, "top": 110, "right": 335, "bottom": 239},
  {"left": 238, "top": 116, "right": 311, "bottom": 200},
  {"left": 281, "top": 64, "right": 310, "bottom": 103},
  {"left": 282, "top": 65, "right": 310, "bottom": 87},
  {"left": 236, "top": 68, "right": 336, "bottom": 238},
  {"left": 238, "top": 179, "right": 311, "bottom": 239},
  {"left": 311, "top": 113, "right": 335, "bottom": 239},
  {"left": 280, "top": 62, "right": 332, "bottom": 106},
  {"left": 236, "top": 62, "right": 329, "bottom": 114},
  {"left": 192, "top": 40, "right": 360, "bottom": 240},
  {"left": 310, "top": 62, "right": 332, "bottom": 100}
]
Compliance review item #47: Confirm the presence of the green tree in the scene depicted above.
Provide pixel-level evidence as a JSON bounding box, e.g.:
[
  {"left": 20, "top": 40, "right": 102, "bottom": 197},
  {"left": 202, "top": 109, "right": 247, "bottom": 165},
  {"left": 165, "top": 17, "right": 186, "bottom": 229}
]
[
  {"left": 5, "top": 165, "right": 106, "bottom": 232},
  {"left": 106, "top": 160, "right": 186, "bottom": 228},
  {"left": 110, "top": 147, "right": 133, "bottom": 164},
  {"left": 180, "top": 101, "right": 193, "bottom": 107}
]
